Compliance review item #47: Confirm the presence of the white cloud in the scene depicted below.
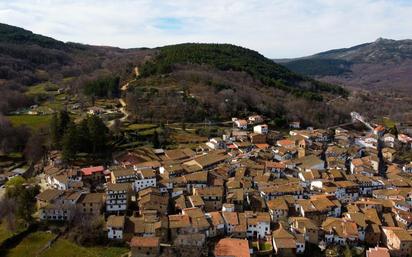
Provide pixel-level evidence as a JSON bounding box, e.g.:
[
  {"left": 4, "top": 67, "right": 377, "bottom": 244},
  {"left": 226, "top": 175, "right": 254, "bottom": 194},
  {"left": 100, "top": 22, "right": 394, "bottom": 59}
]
[{"left": 0, "top": 0, "right": 411, "bottom": 57}]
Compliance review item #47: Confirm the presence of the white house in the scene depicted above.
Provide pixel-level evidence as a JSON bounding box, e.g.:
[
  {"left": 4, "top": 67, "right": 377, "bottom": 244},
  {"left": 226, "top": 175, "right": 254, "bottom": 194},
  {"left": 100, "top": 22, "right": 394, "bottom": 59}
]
[
  {"left": 222, "top": 211, "right": 238, "bottom": 235},
  {"left": 47, "top": 174, "right": 69, "bottom": 190},
  {"left": 133, "top": 169, "right": 157, "bottom": 192},
  {"left": 383, "top": 133, "right": 396, "bottom": 148},
  {"left": 253, "top": 124, "right": 268, "bottom": 135},
  {"left": 106, "top": 183, "right": 131, "bottom": 212},
  {"left": 206, "top": 138, "right": 225, "bottom": 150},
  {"left": 234, "top": 119, "right": 248, "bottom": 129},
  {"left": 334, "top": 181, "right": 359, "bottom": 204},
  {"left": 248, "top": 115, "right": 264, "bottom": 124},
  {"left": 403, "top": 162, "right": 412, "bottom": 173},
  {"left": 107, "top": 215, "right": 125, "bottom": 240},
  {"left": 246, "top": 212, "right": 271, "bottom": 239}
]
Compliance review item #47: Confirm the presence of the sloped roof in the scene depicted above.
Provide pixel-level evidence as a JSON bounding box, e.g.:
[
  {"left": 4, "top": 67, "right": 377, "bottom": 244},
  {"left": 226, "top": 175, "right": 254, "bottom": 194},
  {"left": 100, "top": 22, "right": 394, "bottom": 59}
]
[{"left": 215, "top": 238, "right": 250, "bottom": 257}]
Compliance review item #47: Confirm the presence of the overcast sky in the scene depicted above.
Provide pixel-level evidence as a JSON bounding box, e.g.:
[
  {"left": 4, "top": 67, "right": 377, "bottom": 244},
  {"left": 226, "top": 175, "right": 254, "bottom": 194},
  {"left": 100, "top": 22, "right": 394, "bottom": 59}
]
[{"left": 1, "top": 0, "right": 412, "bottom": 58}]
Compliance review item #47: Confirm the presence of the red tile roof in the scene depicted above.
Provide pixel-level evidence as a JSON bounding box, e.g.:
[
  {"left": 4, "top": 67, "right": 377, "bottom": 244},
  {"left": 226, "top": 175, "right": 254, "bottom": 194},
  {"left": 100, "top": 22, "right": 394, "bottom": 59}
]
[
  {"left": 81, "top": 166, "right": 104, "bottom": 176},
  {"left": 215, "top": 238, "right": 250, "bottom": 257}
]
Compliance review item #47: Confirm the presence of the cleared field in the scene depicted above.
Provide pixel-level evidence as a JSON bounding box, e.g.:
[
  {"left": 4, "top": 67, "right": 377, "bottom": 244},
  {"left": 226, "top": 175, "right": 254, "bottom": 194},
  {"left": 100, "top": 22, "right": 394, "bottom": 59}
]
[
  {"left": 26, "top": 82, "right": 58, "bottom": 97},
  {"left": 4, "top": 231, "right": 128, "bottom": 257},
  {"left": 5, "top": 231, "right": 53, "bottom": 257},
  {"left": 41, "top": 238, "right": 128, "bottom": 257},
  {"left": 125, "top": 123, "right": 158, "bottom": 131},
  {"left": 6, "top": 115, "right": 52, "bottom": 130},
  {"left": 170, "top": 130, "right": 208, "bottom": 144}
]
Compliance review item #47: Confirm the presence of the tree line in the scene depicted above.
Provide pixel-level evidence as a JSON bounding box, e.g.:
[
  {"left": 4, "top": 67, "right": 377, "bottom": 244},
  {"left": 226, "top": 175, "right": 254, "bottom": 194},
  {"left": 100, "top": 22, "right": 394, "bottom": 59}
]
[
  {"left": 50, "top": 110, "right": 111, "bottom": 162},
  {"left": 83, "top": 76, "right": 120, "bottom": 98}
]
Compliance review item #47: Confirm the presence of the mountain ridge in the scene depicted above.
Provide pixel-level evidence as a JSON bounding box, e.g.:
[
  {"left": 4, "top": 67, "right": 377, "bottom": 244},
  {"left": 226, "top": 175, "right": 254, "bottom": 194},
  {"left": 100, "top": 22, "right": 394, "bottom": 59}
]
[{"left": 276, "top": 38, "right": 412, "bottom": 92}]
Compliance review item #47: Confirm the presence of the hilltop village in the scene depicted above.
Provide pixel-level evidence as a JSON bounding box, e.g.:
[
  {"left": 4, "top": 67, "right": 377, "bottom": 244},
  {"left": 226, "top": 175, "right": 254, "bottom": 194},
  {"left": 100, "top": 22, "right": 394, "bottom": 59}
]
[{"left": 2, "top": 113, "right": 412, "bottom": 257}]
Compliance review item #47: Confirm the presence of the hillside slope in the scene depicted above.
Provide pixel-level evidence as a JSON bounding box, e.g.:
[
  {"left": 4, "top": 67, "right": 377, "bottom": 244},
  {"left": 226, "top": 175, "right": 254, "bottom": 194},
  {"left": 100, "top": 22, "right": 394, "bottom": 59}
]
[
  {"left": 0, "top": 23, "right": 149, "bottom": 113},
  {"left": 125, "top": 43, "right": 349, "bottom": 127},
  {"left": 278, "top": 38, "right": 412, "bottom": 91},
  {"left": 0, "top": 23, "right": 351, "bottom": 127}
]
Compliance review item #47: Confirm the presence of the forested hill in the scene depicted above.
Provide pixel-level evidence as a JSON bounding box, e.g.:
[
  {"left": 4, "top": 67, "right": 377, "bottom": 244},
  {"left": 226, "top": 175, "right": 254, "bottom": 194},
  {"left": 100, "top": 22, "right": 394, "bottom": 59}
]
[
  {"left": 140, "top": 43, "right": 348, "bottom": 100},
  {"left": 0, "top": 23, "right": 148, "bottom": 114},
  {"left": 126, "top": 44, "right": 351, "bottom": 127},
  {"left": 0, "top": 23, "right": 66, "bottom": 49},
  {"left": 0, "top": 23, "right": 351, "bottom": 127}
]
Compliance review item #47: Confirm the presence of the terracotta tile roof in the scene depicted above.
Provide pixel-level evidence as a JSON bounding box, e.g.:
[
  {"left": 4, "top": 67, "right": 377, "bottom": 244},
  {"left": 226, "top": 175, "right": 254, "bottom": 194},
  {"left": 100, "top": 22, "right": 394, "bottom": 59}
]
[
  {"left": 366, "top": 247, "right": 390, "bottom": 257},
  {"left": 265, "top": 161, "right": 286, "bottom": 169},
  {"left": 272, "top": 225, "right": 296, "bottom": 249},
  {"left": 169, "top": 214, "right": 191, "bottom": 229},
  {"left": 188, "top": 195, "right": 205, "bottom": 207},
  {"left": 267, "top": 198, "right": 288, "bottom": 210},
  {"left": 111, "top": 168, "right": 135, "bottom": 177},
  {"left": 174, "top": 195, "right": 187, "bottom": 210},
  {"left": 363, "top": 208, "right": 382, "bottom": 225},
  {"left": 277, "top": 139, "right": 295, "bottom": 147},
  {"left": 183, "top": 207, "right": 210, "bottom": 229},
  {"left": 273, "top": 225, "right": 295, "bottom": 239},
  {"left": 107, "top": 215, "right": 125, "bottom": 229},
  {"left": 184, "top": 171, "right": 208, "bottom": 183},
  {"left": 289, "top": 217, "right": 318, "bottom": 230},
  {"left": 383, "top": 227, "right": 412, "bottom": 241},
  {"left": 322, "top": 218, "right": 358, "bottom": 238},
  {"left": 36, "top": 189, "right": 63, "bottom": 202},
  {"left": 81, "top": 166, "right": 104, "bottom": 176},
  {"left": 165, "top": 149, "right": 190, "bottom": 160},
  {"left": 215, "top": 238, "right": 250, "bottom": 257},
  {"left": 236, "top": 120, "right": 248, "bottom": 126},
  {"left": 222, "top": 211, "right": 239, "bottom": 225},
  {"left": 207, "top": 211, "right": 225, "bottom": 226},
  {"left": 130, "top": 236, "right": 160, "bottom": 248},
  {"left": 107, "top": 183, "right": 132, "bottom": 192},
  {"left": 195, "top": 186, "right": 224, "bottom": 197},
  {"left": 193, "top": 152, "right": 229, "bottom": 168},
  {"left": 345, "top": 212, "right": 367, "bottom": 228}
]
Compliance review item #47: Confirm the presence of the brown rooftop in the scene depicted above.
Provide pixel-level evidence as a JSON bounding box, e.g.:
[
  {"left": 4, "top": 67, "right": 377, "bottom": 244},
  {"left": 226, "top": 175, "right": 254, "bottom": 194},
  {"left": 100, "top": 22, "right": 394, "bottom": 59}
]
[
  {"left": 215, "top": 238, "right": 250, "bottom": 257},
  {"left": 130, "top": 236, "right": 160, "bottom": 248}
]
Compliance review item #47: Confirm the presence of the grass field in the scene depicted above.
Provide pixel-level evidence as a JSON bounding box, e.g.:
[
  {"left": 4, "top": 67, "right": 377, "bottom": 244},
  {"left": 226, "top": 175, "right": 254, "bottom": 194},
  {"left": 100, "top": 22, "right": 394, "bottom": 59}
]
[
  {"left": 126, "top": 123, "right": 158, "bottom": 131},
  {"left": 6, "top": 115, "right": 52, "bottom": 130},
  {"left": 382, "top": 117, "right": 396, "bottom": 129},
  {"left": 4, "top": 231, "right": 128, "bottom": 257},
  {"left": 41, "top": 238, "right": 128, "bottom": 257},
  {"left": 26, "top": 82, "right": 58, "bottom": 97},
  {"left": 0, "top": 224, "right": 14, "bottom": 245},
  {"left": 5, "top": 231, "right": 53, "bottom": 257}
]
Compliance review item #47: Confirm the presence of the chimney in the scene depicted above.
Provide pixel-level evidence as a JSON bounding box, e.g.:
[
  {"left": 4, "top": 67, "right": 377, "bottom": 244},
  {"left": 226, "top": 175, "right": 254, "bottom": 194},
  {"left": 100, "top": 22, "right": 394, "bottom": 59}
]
[{"left": 298, "top": 148, "right": 306, "bottom": 158}]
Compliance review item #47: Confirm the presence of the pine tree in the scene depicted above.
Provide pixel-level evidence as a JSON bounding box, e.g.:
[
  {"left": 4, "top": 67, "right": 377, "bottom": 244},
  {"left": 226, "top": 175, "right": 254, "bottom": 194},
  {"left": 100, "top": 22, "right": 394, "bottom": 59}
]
[
  {"left": 87, "top": 115, "right": 109, "bottom": 156},
  {"left": 152, "top": 130, "right": 160, "bottom": 148},
  {"left": 62, "top": 124, "right": 78, "bottom": 162},
  {"left": 50, "top": 112, "right": 59, "bottom": 148},
  {"left": 77, "top": 119, "right": 91, "bottom": 153},
  {"left": 58, "top": 110, "right": 71, "bottom": 137}
]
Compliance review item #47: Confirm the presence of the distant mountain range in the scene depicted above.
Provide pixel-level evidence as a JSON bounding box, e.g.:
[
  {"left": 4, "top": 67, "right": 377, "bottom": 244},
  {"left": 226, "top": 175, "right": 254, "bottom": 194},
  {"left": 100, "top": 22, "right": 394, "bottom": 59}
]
[{"left": 276, "top": 38, "right": 412, "bottom": 91}]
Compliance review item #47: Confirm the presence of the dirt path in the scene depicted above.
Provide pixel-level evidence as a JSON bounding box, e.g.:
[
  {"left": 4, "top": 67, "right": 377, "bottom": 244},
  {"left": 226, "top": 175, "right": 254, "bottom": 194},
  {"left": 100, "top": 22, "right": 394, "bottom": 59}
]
[
  {"left": 107, "top": 67, "right": 139, "bottom": 128},
  {"left": 116, "top": 67, "right": 139, "bottom": 124},
  {"left": 119, "top": 99, "right": 129, "bottom": 122}
]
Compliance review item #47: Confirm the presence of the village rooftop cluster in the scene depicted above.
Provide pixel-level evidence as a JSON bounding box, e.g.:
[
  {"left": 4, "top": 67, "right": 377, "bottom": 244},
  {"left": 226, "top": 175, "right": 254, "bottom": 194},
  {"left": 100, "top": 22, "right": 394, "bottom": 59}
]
[{"left": 12, "top": 114, "right": 412, "bottom": 257}]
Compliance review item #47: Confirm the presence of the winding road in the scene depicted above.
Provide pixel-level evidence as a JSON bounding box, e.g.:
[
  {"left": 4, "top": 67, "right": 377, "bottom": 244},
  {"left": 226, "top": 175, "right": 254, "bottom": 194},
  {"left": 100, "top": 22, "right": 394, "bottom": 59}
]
[{"left": 107, "top": 67, "right": 139, "bottom": 127}]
